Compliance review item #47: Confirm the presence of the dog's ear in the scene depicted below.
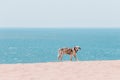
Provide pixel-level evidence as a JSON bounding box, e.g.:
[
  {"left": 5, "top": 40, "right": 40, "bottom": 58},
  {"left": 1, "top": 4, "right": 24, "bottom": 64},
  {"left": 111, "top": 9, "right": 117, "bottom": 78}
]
[
  {"left": 74, "top": 47, "right": 77, "bottom": 52},
  {"left": 79, "top": 47, "right": 81, "bottom": 50},
  {"left": 75, "top": 46, "right": 81, "bottom": 50},
  {"left": 74, "top": 47, "right": 76, "bottom": 50}
]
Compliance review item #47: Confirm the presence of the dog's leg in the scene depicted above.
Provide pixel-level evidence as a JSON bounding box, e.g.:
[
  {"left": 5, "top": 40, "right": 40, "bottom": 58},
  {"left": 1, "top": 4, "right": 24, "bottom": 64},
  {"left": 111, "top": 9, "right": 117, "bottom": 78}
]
[
  {"left": 74, "top": 55, "right": 78, "bottom": 61},
  {"left": 58, "top": 54, "right": 61, "bottom": 60},
  {"left": 58, "top": 50, "right": 63, "bottom": 61},
  {"left": 58, "top": 54, "right": 63, "bottom": 61},
  {"left": 58, "top": 53, "right": 63, "bottom": 61},
  {"left": 70, "top": 55, "right": 73, "bottom": 61},
  {"left": 60, "top": 54, "right": 63, "bottom": 61}
]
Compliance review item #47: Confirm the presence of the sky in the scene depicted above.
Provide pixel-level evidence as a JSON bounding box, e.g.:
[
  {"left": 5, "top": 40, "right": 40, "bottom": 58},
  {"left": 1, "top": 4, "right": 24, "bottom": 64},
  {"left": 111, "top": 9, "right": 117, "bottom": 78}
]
[{"left": 0, "top": 0, "right": 120, "bottom": 28}]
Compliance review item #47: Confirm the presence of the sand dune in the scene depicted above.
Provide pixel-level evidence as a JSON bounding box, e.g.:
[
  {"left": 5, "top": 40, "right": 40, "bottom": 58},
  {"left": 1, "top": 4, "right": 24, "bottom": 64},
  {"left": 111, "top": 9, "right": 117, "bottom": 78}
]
[{"left": 0, "top": 60, "right": 120, "bottom": 80}]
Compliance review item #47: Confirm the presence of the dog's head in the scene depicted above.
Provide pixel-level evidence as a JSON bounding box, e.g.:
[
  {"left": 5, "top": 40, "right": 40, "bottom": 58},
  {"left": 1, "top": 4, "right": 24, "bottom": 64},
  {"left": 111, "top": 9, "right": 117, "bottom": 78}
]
[{"left": 74, "top": 46, "right": 81, "bottom": 52}]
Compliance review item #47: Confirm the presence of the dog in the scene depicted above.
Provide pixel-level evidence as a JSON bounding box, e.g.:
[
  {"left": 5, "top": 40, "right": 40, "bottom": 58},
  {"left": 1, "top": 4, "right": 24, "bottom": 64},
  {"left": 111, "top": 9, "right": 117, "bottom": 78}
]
[{"left": 58, "top": 46, "right": 81, "bottom": 61}]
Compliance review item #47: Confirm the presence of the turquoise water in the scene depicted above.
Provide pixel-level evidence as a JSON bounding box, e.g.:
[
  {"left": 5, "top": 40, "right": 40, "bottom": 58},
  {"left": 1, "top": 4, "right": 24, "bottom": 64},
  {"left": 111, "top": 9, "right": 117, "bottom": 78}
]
[{"left": 0, "top": 28, "right": 120, "bottom": 64}]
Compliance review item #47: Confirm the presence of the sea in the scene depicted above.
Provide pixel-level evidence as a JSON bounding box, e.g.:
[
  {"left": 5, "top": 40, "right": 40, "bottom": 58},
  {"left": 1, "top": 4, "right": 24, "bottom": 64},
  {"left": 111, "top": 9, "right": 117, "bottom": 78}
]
[{"left": 0, "top": 28, "right": 120, "bottom": 64}]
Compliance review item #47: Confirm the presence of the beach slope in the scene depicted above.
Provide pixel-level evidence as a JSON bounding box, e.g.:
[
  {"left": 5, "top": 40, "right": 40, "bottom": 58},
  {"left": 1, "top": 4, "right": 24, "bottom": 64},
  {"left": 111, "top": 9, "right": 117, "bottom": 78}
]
[{"left": 0, "top": 60, "right": 120, "bottom": 80}]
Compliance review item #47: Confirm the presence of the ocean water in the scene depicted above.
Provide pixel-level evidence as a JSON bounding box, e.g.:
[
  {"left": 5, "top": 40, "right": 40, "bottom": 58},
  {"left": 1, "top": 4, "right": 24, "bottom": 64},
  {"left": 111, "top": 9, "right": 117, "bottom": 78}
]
[{"left": 0, "top": 28, "right": 120, "bottom": 64}]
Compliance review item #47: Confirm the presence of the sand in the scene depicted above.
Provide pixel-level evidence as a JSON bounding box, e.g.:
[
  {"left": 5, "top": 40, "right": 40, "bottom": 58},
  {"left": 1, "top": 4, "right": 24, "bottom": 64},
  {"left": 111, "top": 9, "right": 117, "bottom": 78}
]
[{"left": 0, "top": 60, "right": 120, "bottom": 80}]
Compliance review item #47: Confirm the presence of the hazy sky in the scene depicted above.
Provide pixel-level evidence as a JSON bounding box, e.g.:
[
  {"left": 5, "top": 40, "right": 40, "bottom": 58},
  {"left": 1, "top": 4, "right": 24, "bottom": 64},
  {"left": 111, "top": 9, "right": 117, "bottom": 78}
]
[{"left": 0, "top": 0, "right": 120, "bottom": 28}]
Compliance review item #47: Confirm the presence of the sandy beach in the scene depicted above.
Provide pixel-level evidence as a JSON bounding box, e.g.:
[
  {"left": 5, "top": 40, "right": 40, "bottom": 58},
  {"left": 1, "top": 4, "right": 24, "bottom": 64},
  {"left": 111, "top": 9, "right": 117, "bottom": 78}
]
[{"left": 0, "top": 60, "right": 120, "bottom": 80}]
